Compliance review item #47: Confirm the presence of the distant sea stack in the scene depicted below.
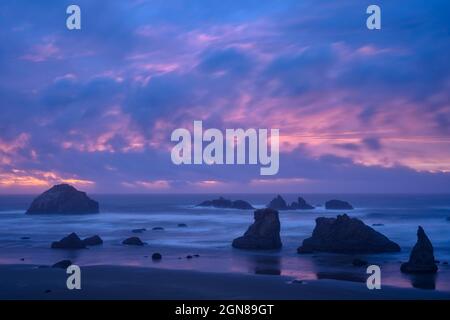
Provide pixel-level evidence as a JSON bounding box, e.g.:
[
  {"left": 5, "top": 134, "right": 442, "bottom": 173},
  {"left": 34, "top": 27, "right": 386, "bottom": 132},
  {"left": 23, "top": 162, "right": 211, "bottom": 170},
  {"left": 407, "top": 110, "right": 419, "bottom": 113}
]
[
  {"left": 401, "top": 226, "right": 438, "bottom": 274},
  {"left": 267, "top": 195, "right": 314, "bottom": 210},
  {"left": 325, "top": 199, "right": 353, "bottom": 210},
  {"left": 197, "top": 197, "right": 254, "bottom": 210},
  {"left": 232, "top": 208, "right": 282, "bottom": 250},
  {"left": 297, "top": 214, "right": 400, "bottom": 254},
  {"left": 26, "top": 184, "right": 99, "bottom": 214}
]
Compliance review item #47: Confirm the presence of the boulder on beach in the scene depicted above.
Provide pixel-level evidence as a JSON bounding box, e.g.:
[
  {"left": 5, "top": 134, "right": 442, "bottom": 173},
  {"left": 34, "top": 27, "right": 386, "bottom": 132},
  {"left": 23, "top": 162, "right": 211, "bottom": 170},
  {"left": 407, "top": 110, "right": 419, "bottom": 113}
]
[
  {"left": 267, "top": 195, "right": 289, "bottom": 210},
  {"left": 82, "top": 235, "right": 103, "bottom": 246},
  {"left": 122, "top": 237, "right": 145, "bottom": 246},
  {"left": 197, "top": 197, "right": 254, "bottom": 210},
  {"left": 52, "top": 260, "right": 72, "bottom": 269},
  {"left": 232, "top": 208, "right": 282, "bottom": 250},
  {"left": 26, "top": 184, "right": 99, "bottom": 214},
  {"left": 325, "top": 199, "right": 353, "bottom": 210},
  {"left": 51, "top": 233, "right": 86, "bottom": 249},
  {"left": 297, "top": 214, "right": 400, "bottom": 254},
  {"left": 401, "top": 226, "right": 438, "bottom": 274}
]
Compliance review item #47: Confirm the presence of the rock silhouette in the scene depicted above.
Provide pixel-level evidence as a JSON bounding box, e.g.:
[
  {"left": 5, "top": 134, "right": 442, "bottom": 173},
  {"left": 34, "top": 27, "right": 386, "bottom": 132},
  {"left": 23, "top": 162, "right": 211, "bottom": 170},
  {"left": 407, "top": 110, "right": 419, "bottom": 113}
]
[
  {"left": 268, "top": 195, "right": 314, "bottom": 210},
  {"left": 232, "top": 208, "right": 282, "bottom": 250},
  {"left": 401, "top": 226, "right": 438, "bottom": 274},
  {"left": 325, "top": 199, "right": 353, "bottom": 210},
  {"left": 26, "top": 184, "right": 99, "bottom": 214},
  {"left": 82, "top": 235, "right": 103, "bottom": 246},
  {"left": 122, "top": 237, "right": 145, "bottom": 246},
  {"left": 51, "top": 233, "right": 86, "bottom": 249},
  {"left": 290, "top": 197, "right": 314, "bottom": 210},
  {"left": 197, "top": 197, "right": 254, "bottom": 210},
  {"left": 297, "top": 214, "right": 400, "bottom": 254}
]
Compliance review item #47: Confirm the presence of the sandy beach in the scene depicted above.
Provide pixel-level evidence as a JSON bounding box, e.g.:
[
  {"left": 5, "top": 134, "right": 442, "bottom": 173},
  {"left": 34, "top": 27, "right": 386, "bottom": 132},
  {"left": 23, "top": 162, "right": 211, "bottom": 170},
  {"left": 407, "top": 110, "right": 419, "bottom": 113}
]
[{"left": 1, "top": 264, "right": 449, "bottom": 300}]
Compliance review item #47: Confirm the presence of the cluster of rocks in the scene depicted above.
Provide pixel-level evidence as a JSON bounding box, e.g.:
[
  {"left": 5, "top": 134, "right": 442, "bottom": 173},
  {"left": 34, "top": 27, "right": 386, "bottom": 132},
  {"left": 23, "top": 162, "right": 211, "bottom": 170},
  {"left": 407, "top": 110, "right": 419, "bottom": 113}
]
[
  {"left": 197, "top": 197, "right": 254, "bottom": 210},
  {"left": 51, "top": 233, "right": 103, "bottom": 249},
  {"left": 26, "top": 184, "right": 99, "bottom": 214},
  {"left": 267, "top": 195, "right": 314, "bottom": 210}
]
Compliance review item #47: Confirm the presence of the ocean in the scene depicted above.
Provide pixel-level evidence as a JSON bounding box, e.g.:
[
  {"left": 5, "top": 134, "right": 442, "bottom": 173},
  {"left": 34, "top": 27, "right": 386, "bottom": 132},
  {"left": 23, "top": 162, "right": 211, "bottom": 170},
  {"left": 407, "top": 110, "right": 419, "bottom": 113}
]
[{"left": 0, "top": 194, "right": 449, "bottom": 292}]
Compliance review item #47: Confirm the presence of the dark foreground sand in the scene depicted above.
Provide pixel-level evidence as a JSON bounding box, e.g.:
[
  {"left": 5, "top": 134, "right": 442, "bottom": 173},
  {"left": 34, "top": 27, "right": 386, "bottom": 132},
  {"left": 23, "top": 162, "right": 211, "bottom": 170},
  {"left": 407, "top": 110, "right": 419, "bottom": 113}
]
[{"left": 1, "top": 264, "right": 449, "bottom": 300}]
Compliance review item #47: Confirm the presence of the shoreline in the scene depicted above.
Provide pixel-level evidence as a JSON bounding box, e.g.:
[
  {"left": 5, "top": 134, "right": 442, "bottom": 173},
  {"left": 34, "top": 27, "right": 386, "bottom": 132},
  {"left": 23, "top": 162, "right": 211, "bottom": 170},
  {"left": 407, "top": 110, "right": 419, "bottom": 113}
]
[{"left": 1, "top": 264, "right": 449, "bottom": 300}]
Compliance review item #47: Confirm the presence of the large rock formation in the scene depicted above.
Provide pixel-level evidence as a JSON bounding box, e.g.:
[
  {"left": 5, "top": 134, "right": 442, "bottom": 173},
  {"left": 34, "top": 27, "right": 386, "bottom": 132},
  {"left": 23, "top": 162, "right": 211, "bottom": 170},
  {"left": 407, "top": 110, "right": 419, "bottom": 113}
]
[
  {"left": 297, "top": 214, "right": 400, "bottom": 254},
  {"left": 232, "top": 208, "right": 282, "bottom": 250},
  {"left": 51, "top": 233, "right": 86, "bottom": 249},
  {"left": 325, "top": 199, "right": 353, "bottom": 210},
  {"left": 197, "top": 197, "right": 254, "bottom": 210},
  {"left": 267, "top": 195, "right": 289, "bottom": 210},
  {"left": 401, "top": 226, "right": 438, "bottom": 274},
  {"left": 26, "top": 184, "right": 99, "bottom": 214}
]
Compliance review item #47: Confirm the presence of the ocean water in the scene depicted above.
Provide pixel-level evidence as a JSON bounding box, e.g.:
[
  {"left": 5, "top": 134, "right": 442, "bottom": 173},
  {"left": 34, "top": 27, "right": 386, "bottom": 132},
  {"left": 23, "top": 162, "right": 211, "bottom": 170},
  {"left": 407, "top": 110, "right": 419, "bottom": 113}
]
[{"left": 0, "top": 194, "right": 449, "bottom": 292}]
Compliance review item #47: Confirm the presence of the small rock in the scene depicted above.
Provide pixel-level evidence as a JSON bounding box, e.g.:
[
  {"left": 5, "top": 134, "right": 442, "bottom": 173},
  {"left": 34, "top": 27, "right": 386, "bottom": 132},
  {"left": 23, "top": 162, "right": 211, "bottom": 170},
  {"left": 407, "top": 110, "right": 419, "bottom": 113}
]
[
  {"left": 193, "top": 254, "right": 200, "bottom": 258},
  {"left": 152, "top": 227, "right": 164, "bottom": 231},
  {"left": 325, "top": 199, "right": 353, "bottom": 210},
  {"left": 20, "top": 258, "right": 25, "bottom": 261},
  {"left": 51, "top": 233, "right": 86, "bottom": 249},
  {"left": 186, "top": 255, "right": 193, "bottom": 259},
  {"left": 152, "top": 253, "right": 162, "bottom": 260},
  {"left": 122, "top": 237, "right": 145, "bottom": 246},
  {"left": 178, "top": 223, "right": 188, "bottom": 228},
  {"left": 20, "top": 237, "right": 31, "bottom": 240},
  {"left": 82, "top": 235, "right": 103, "bottom": 246},
  {"left": 52, "top": 260, "right": 72, "bottom": 269},
  {"left": 132, "top": 228, "right": 147, "bottom": 233},
  {"left": 352, "top": 258, "right": 368, "bottom": 267}
]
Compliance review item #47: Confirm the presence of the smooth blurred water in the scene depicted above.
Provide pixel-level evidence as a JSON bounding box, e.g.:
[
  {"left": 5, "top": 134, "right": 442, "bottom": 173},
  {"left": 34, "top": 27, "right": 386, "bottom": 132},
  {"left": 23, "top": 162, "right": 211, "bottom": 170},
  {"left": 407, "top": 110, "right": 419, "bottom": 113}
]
[{"left": 0, "top": 194, "right": 449, "bottom": 291}]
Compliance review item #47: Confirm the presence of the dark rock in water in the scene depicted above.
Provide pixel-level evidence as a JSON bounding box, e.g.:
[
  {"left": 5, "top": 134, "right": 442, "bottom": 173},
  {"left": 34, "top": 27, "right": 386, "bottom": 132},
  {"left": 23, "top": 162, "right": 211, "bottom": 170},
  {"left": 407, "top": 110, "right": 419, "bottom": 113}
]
[
  {"left": 352, "top": 258, "right": 368, "bottom": 267},
  {"left": 297, "top": 214, "right": 400, "bottom": 254},
  {"left": 132, "top": 228, "right": 147, "bottom": 233},
  {"left": 401, "top": 226, "right": 438, "bottom": 274},
  {"left": 20, "top": 237, "right": 31, "bottom": 240},
  {"left": 152, "top": 227, "right": 164, "bottom": 231},
  {"left": 267, "top": 195, "right": 289, "bottom": 210},
  {"left": 197, "top": 197, "right": 254, "bottom": 210},
  {"left": 292, "top": 197, "right": 314, "bottom": 210},
  {"left": 325, "top": 199, "right": 353, "bottom": 210},
  {"left": 26, "top": 184, "right": 99, "bottom": 214},
  {"left": 51, "top": 233, "right": 86, "bottom": 249},
  {"left": 82, "top": 235, "right": 103, "bottom": 246},
  {"left": 232, "top": 208, "right": 282, "bottom": 250},
  {"left": 152, "top": 253, "right": 162, "bottom": 260},
  {"left": 186, "top": 255, "right": 193, "bottom": 259},
  {"left": 178, "top": 223, "right": 188, "bottom": 228},
  {"left": 20, "top": 258, "right": 25, "bottom": 261},
  {"left": 122, "top": 237, "right": 145, "bottom": 246},
  {"left": 52, "top": 260, "right": 72, "bottom": 269},
  {"left": 193, "top": 254, "right": 200, "bottom": 258}
]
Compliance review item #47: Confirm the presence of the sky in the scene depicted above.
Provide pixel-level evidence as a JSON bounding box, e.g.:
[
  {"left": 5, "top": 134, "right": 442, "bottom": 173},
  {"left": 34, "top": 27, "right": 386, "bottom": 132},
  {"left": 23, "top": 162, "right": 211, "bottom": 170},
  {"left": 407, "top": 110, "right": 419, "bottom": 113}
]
[{"left": 0, "top": 0, "right": 449, "bottom": 194}]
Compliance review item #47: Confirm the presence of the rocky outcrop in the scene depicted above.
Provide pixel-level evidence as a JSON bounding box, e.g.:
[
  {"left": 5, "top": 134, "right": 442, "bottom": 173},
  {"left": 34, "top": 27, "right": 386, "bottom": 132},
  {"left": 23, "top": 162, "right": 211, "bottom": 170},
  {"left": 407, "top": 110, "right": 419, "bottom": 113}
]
[
  {"left": 197, "top": 197, "right": 254, "bottom": 210},
  {"left": 26, "top": 184, "right": 99, "bottom": 214},
  {"left": 267, "top": 195, "right": 289, "bottom": 210},
  {"left": 122, "top": 237, "right": 145, "bottom": 246},
  {"left": 325, "top": 199, "right": 353, "bottom": 210},
  {"left": 290, "top": 197, "right": 314, "bottom": 210},
  {"left": 268, "top": 195, "right": 314, "bottom": 210},
  {"left": 232, "top": 208, "right": 282, "bottom": 250},
  {"left": 297, "top": 214, "right": 400, "bottom": 254},
  {"left": 401, "top": 226, "right": 438, "bottom": 274},
  {"left": 51, "top": 233, "right": 86, "bottom": 249},
  {"left": 82, "top": 235, "right": 103, "bottom": 246}
]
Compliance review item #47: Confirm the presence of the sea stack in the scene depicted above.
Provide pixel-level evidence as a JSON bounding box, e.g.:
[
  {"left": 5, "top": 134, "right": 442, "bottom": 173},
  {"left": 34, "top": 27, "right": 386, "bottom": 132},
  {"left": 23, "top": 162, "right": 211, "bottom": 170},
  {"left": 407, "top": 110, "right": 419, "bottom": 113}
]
[
  {"left": 267, "top": 195, "right": 289, "bottom": 210},
  {"left": 26, "top": 184, "right": 99, "bottom": 214},
  {"left": 401, "top": 226, "right": 438, "bottom": 274},
  {"left": 232, "top": 208, "right": 282, "bottom": 250},
  {"left": 297, "top": 214, "right": 400, "bottom": 254},
  {"left": 197, "top": 197, "right": 254, "bottom": 210},
  {"left": 325, "top": 199, "right": 353, "bottom": 210}
]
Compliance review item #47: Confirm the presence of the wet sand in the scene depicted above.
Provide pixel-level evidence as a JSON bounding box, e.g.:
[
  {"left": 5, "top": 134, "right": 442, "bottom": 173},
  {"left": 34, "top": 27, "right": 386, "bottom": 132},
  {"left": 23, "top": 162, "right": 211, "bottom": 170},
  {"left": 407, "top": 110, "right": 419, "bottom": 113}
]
[{"left": 1, "top": 264, "right": 449, "bottom": 300}]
